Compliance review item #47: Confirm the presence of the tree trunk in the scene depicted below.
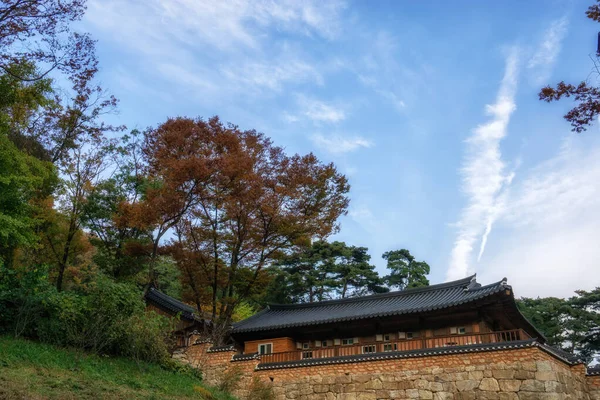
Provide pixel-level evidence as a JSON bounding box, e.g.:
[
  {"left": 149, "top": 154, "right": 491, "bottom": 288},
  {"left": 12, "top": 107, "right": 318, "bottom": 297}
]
[{"left": 56, "top": 216, "right": 77, "bottom": 292}]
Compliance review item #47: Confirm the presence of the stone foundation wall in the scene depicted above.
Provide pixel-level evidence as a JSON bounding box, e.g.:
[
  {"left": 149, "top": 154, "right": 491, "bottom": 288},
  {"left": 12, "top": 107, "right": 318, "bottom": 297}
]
[
  {"left": 588, "top": 375, "right": 600, "bottom": 400},
  {"left": 180, "top": 343, "right": 595, "bottom": 399}
]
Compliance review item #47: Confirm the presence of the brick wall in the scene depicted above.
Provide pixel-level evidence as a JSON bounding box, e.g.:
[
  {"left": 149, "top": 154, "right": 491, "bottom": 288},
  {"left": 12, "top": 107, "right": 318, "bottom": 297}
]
[{"left": 181, "top": 342, "right": 596, "bottom": 399}]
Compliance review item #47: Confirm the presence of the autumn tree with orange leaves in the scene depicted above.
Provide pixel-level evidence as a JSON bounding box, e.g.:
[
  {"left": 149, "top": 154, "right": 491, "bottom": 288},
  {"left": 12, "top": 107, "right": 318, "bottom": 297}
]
[
  {"left": 122, "top": 116, "right": 350, "bottom": 341},
  {"left": 539, "top": 1, "right": 600, "bottom": 132}
]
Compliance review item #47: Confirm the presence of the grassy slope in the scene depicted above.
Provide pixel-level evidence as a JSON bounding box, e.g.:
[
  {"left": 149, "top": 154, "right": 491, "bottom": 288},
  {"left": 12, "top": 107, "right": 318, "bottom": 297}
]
[{"left": 0, "top": 336, "right": 235, "bottom": 400}]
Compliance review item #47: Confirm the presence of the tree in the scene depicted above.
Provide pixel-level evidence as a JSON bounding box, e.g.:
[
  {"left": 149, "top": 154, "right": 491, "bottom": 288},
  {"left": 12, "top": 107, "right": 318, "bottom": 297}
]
[
  {"left": 130, "top": 116, "right": 350, "bottom": 341},
  {"left": 268, "top": 241, "right": 388, "bottom": 304},
  {"left": 381, "top": 249, "right": 430, "bottom": 290},
  {"left": 517, "top": 297, "right": 572, "bottom": 347},
  {"left": 518, "top": 289, "right": 600, "bottom": 364},
  {"left": 570, "top": 288, "right": 600, "bottom": 362},
  {"left": 81, "top": 132, "right": 152, "bottom": 279},
  {"left": 274, "top": 240, "right": 341, "bottom": 303},
  {"left": 0, "top": 63, "right": 57, "bottom": 267},
  {"left": 0, "top": 62, "right": 53, "bottom": 160},
  {"left": 47, "top": 138, "right": 114, "bottom": 291},
  {"left": 0, "top": 0, "right": 93, "bottom": 84},
  {"left": 329, "top": 242, "right": 387, "bottom": 298},
  {"left": 539, "top": 1, "right": 600, "bottom": 132},
  {"left": 0, "top": 134, "right": 55, "bottom": 267}
]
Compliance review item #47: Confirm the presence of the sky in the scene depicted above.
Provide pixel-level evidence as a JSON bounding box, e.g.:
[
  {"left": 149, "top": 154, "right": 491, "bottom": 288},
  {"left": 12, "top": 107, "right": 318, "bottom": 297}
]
[{"left": 81, "top": 0, "right": 600, "bottom": 298}]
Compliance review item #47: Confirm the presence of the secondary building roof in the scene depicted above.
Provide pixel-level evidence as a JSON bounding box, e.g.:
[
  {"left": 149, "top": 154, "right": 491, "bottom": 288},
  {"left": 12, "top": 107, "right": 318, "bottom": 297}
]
[
  {"left": 145, "top": 287, "right": 199, "bottom": 322},
  {"left": 232, "top": 275, "right": 540, "bottom": 338}
]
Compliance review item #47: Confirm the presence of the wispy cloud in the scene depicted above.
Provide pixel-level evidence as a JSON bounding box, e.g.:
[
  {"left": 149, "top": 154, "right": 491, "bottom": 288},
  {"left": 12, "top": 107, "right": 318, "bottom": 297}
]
[
  {"left": 221, "top": 58, "right": 323, "bottom": 93},
  {"left": 288, "top": 96, "right": 346, "bottom": 123},
  {"left": 447, "top": 49, "right": 519, "bottom": 281},
  {"left": 88, "top": 0, "right": 346, "bottom": 51},
  {"left": 375, "top": 89, "right": 406, "bottom": 111},
  {"left": 349, "top": 205, "right": 374, "bottom": 220},
  {"left": 303, "top": 101, "right": 345, "bottom": 123},
  {"left": 311, "top": 134, "right": 373, "bottom": 154},
  {"left": 352, "top": 31, "right": 432, "bottom": 112},
  {"left": 527, "top": 16, "right": 569, "bottom": 84},
  {"left": 85, "top": 0, "right": 345, "bottom": 98},
  {"left": 479, "top": 136, "right": 600, "bottom": 298}
]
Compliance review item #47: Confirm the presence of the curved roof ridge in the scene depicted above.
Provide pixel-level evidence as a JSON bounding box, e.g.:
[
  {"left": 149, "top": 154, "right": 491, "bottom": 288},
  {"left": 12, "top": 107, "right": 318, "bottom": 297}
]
[
  {"left": 465, "top": 278, "right": 508, "bottom": 292},
  {"left": 268, "top": 274, "right": 477, "bottom": 310}
]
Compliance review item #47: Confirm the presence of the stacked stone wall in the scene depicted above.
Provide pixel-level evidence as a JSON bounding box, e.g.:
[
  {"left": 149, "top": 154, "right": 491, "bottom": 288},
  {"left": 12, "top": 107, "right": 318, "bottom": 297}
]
[
  {"left": 588, "top": 374, "right": 600, "bottom": 400},
  {"left": 181, "top": 343, "right": 596, "bottom": 399}
]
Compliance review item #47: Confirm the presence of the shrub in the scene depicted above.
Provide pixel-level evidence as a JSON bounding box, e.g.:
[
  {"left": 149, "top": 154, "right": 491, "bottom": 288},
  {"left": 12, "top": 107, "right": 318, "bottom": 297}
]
[
  {"left": 217, "top": 365, "right": 243, "bottom": 393},
  {"left": 0, "top": 265, "right": 176, "bottom": 364},
  {"left": 116, "top": 312, "right": 175, "bottom": 364},
  {"left": 0, "top": 263, "right": 54, "bottom": 337},
  {"left": 162, "top": 358, "right": 203, "bottom": 380},
  {"left": 246, "top": 377, "right": 275, "bottom": 400},
  {"left": 193, "top": 386, "right": 215, "bottom": 400}
]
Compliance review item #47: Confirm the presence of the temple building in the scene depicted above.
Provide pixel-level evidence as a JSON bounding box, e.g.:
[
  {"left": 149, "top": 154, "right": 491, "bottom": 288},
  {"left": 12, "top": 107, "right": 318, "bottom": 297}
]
[
  {"left": 178, "top": 275, "right": 600, "bottom": 399},
  {"left": 230, "top": 275, "right": 545, "bottom": 367}
]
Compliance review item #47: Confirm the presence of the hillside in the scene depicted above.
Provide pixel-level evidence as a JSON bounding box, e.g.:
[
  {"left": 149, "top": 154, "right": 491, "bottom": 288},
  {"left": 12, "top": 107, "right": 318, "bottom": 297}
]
[{"left": 0, "top": 336, "right": 235, "bottom": 400}]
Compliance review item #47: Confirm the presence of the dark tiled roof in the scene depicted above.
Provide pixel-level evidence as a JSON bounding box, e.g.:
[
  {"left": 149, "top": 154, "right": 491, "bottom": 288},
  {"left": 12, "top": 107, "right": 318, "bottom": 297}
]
[
  {"left": 232, "top": 353, "right": 259, "bottom": 362},
  {"left": 233, "top": 275, "right": 508, "bottom": 333},
  {"left": 145, "top": 287, "right": 198, "bottom": 321},
  {"left": 587, "top": 366, "right": 600, "bottom": 376},
  {"left": 255, "top": 339, "right": 581, "bottom": 370},
  {"left": 207, "top": 345, "right": 236, "bottom": 353},
  {"left": 539, "top": 344, "right": 582, "bottom": 364}
]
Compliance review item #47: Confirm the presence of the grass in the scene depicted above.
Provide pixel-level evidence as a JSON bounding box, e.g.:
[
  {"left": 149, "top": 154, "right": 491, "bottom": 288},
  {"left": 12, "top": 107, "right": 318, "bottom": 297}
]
[{"left": 0, "top": 336, "right": 236, "bottom": 400}]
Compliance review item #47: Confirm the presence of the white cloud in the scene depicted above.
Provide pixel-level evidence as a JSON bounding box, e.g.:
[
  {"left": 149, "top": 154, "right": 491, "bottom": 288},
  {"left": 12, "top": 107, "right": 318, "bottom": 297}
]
[
  {"left": 349, "top": 205, "right": 374, "bottom": 220},
  {"left": 447, "top": 49, "right": 519, "bottom": 281},
  {"left": 221, "top": 58, "right": 323, "bottom": 93},
  {"left": 527, "top": 16, "right": 569, "bottom": 84},
  {"left": 352, "top": 31, "right": 432, "bottom": 112},
  {"left": 293, "top": 96, "right": 346, "bottom": 123},
  {"left": 479, "top": 136, "right": 600, "bottom": 298},
  {"left": 88, "top": 0, "right": 346, "bottom": 51},
  {"left": 282, "top": 112, "right": 300, "bottom": 123},
  {"left": 311, "top": 134, "right": 373, "bottom": 154},
  {"left": 85, "top": 0, "right": 344, "bottom": 97},
  {"left": 156, "top": 63, "right": 217, "bottom": 91},
  {"left": 375, "top": 90, "right": 406, "bottom": 111}
]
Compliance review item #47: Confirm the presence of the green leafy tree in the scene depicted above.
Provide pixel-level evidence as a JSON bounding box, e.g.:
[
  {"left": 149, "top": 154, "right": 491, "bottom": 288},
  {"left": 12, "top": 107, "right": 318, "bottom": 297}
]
[
  {"left": 382, "top": 249, "right": 430, "bottom": 290},
  {"left": 518, "top": 290, "right": 600, "bottom": 364},
  {"left": 517, "top": 297, "right": 572, "bottom": 346},
  {"left": 329, "top": 242, "right": 387, "bottom": 298},
  {"left": 272, "top": 241, "right": 387, "bottom": 303},
  {"left": 275, "top": 241, "right": 339, "bottom": 303},
  {"left": 0, "top": 134, "right": 56, "bottom": 267},
  {"left": 81, "top": 132, "right": 152, "bottom": 280},
  {"left": 0, "top": 64, "right": 57, "bottom": 267},
  {"left": 570, "top": 288, "right": 600, "bottom": 362}
]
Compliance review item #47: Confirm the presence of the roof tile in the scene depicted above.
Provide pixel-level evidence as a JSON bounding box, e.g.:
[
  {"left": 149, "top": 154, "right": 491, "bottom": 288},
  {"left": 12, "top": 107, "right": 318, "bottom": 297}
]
[{"left": 233, "top": 275, "right": 507, "bottom": 333}]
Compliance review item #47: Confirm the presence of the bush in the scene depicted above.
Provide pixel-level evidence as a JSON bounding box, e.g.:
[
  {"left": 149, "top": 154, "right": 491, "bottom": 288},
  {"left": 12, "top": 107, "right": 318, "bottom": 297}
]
[
  {"left": 0, "top": 264, "right": 176, "bottom": 364},
  {"left": 246, "top": 377, "right": 275, "bottom": 400},
  {"left": 162, "top": 358, "right": 203, "bottom": 380},
  {"left": 0, "top": 263, "right": 54, "bottom": 337},
  {"left": 193, "top": 386, "right": 215, "bottom": 400},
  {"left": 217, "top": 366, "right": 243, "bottom": 393}
]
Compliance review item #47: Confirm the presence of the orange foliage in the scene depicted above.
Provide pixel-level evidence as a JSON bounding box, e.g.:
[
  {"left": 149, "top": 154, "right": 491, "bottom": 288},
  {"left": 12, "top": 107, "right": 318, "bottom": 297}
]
[{"left": 120, "top": 116, "right": 350, "bottom": 339}]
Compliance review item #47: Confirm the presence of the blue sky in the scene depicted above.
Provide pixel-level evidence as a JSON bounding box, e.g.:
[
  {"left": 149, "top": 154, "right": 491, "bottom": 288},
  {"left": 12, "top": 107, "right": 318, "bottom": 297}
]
[{"left": 82, "top": 0, "right": 600, "bottom": 298}]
